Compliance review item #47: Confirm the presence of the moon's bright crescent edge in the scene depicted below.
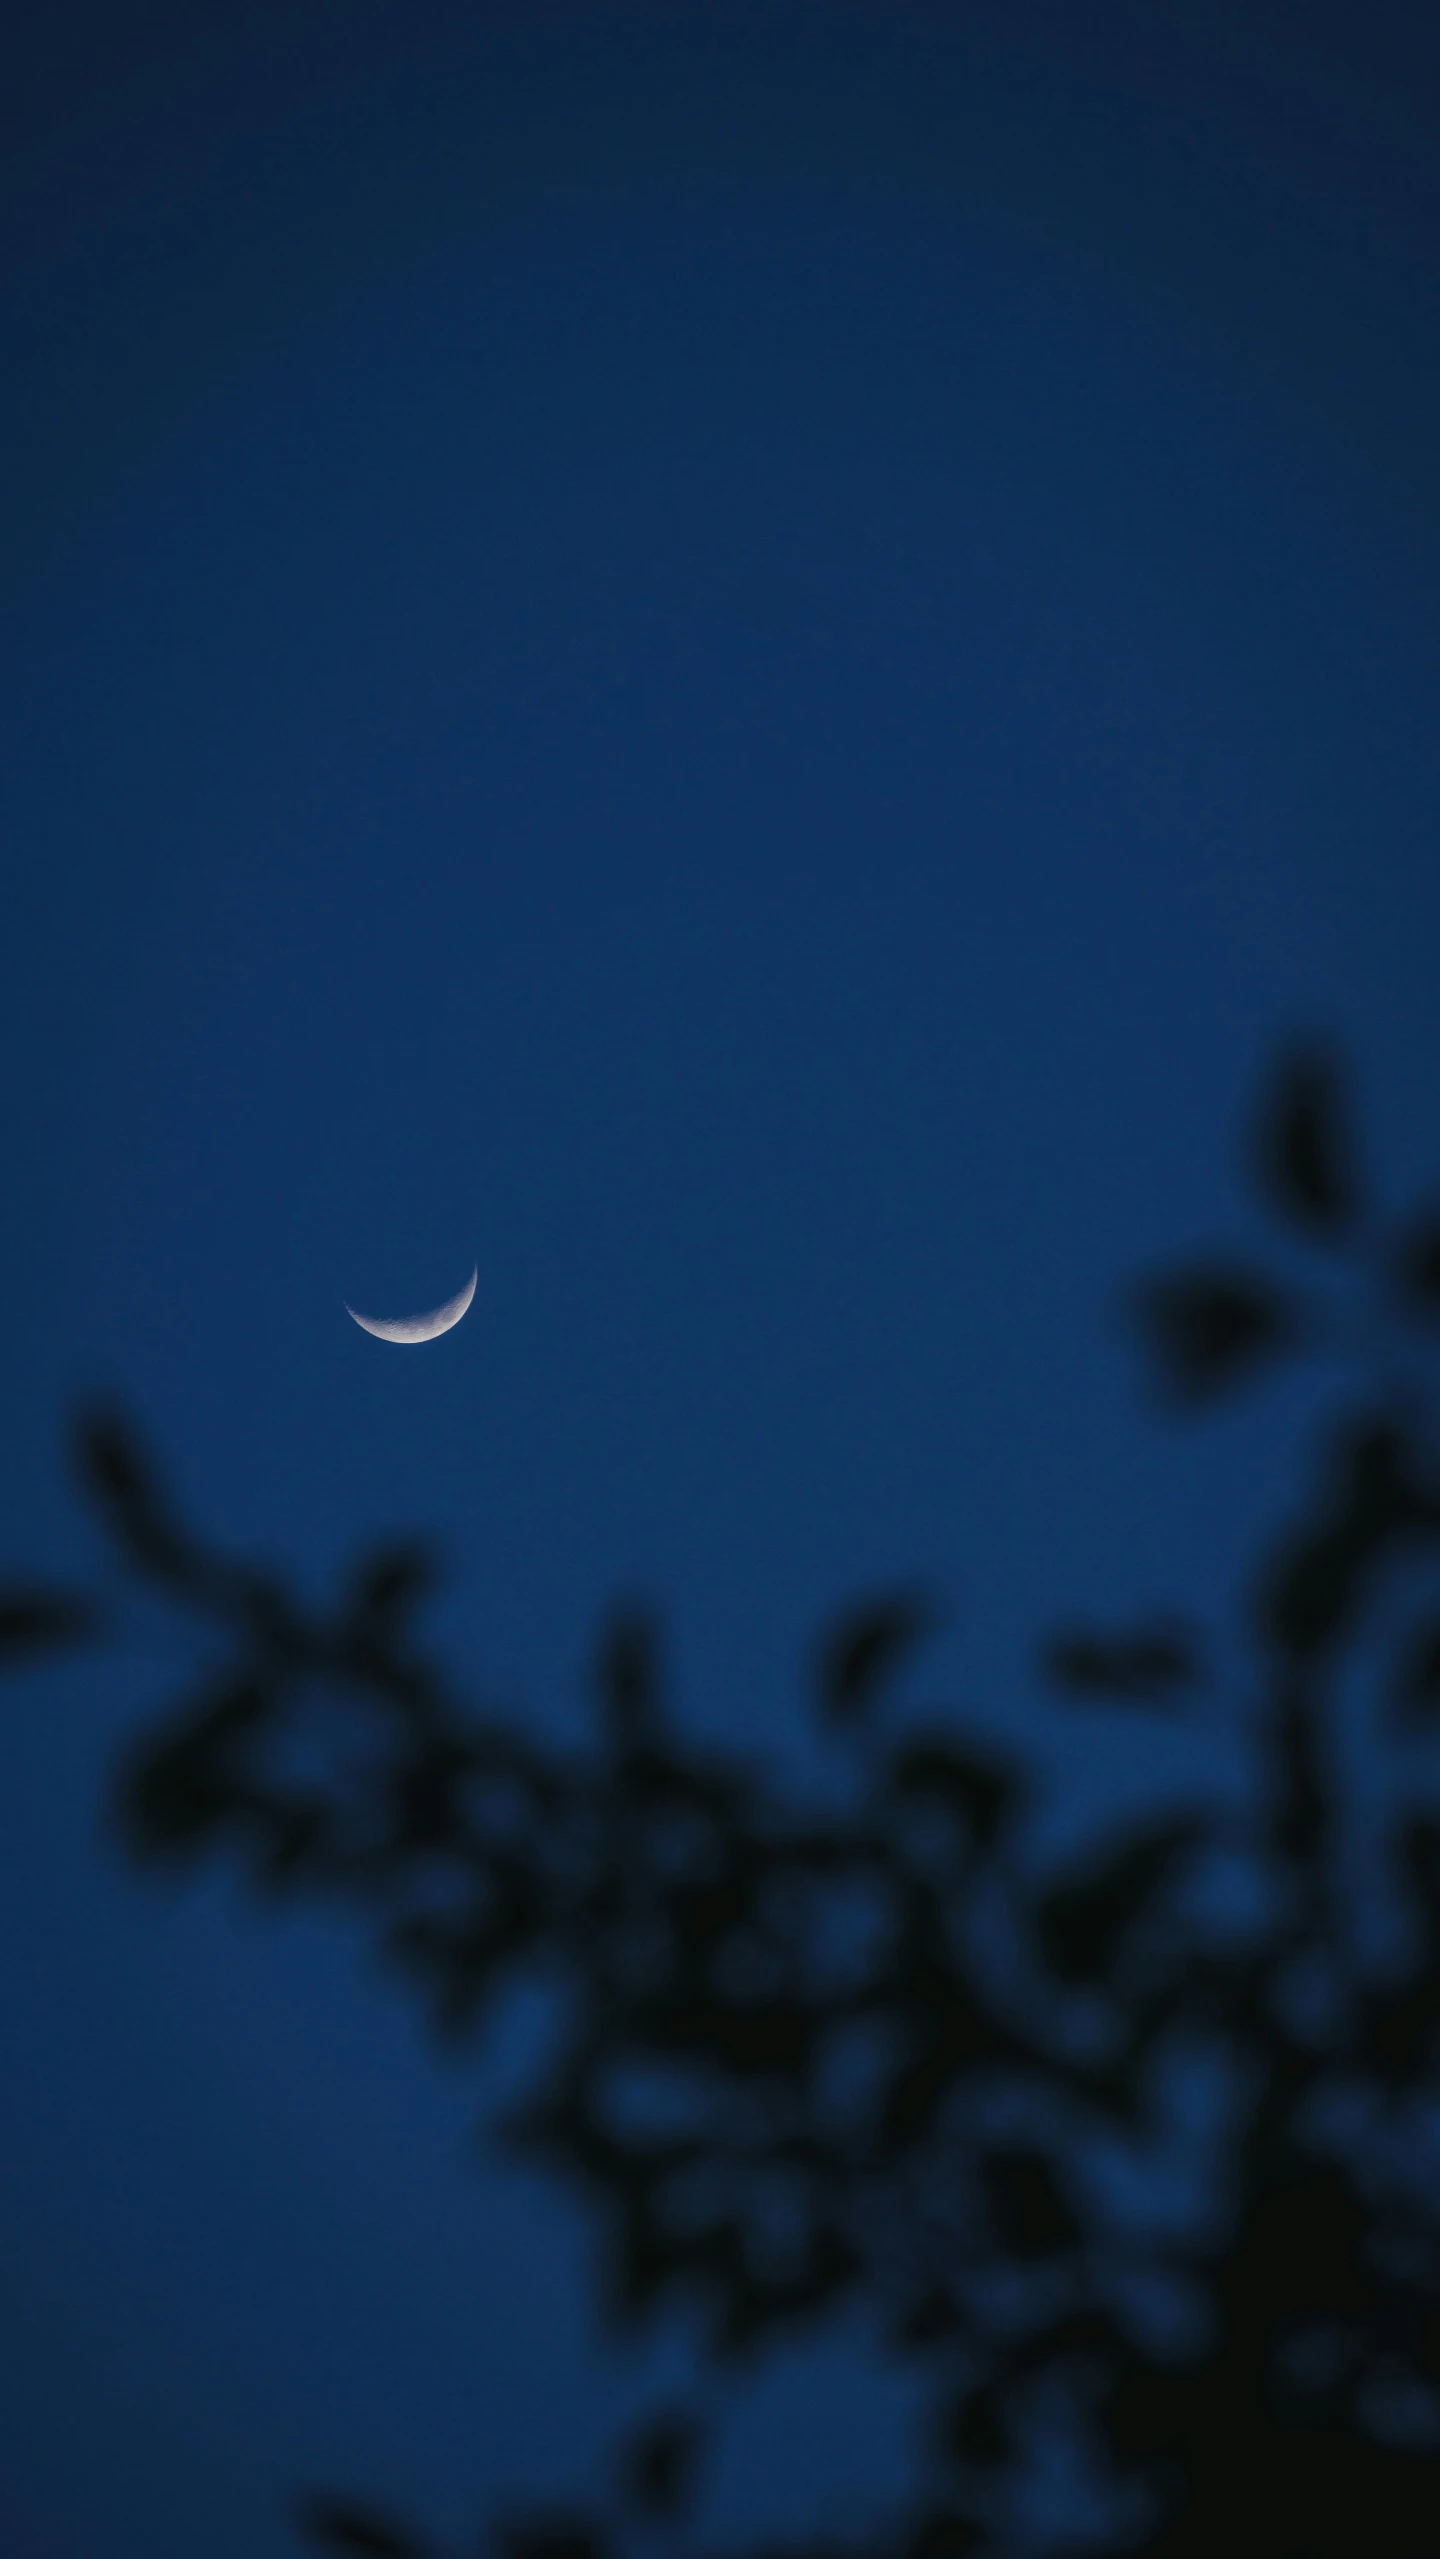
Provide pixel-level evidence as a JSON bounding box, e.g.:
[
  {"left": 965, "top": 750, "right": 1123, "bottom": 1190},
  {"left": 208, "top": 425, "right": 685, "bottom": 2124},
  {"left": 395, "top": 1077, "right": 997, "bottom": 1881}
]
[{"left": 345, "top": 1265, "right": 477, "bottom": 1344}]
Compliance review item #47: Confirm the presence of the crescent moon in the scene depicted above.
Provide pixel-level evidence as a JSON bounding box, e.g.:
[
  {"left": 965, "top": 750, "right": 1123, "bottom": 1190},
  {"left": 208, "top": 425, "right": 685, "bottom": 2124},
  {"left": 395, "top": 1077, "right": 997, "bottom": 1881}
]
[{"left": 345, "top": 1265, "right": 477, "bottom": 1345}]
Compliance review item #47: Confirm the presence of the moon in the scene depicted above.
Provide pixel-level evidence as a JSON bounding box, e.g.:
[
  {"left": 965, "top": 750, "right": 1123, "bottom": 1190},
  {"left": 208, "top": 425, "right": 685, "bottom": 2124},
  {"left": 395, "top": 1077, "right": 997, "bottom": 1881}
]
[{"left": 345, "top": 1265, "right": 477, "bottom": 1345}]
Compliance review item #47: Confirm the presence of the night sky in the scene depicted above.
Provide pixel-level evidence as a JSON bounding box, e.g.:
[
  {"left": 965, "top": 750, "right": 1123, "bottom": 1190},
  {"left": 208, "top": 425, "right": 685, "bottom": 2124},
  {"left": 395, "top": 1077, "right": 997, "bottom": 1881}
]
[{"left": 5, "top": 5, "right": 1440, "bottom": 2554}]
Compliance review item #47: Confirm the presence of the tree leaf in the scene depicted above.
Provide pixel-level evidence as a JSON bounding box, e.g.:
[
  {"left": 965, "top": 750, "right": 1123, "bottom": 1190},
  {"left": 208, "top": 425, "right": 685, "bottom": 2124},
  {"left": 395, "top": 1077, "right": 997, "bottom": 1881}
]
[
  {"left": 1393, "top": 1209, "right": 1440, "bottom": 1320},
  {"left": 595, "top": 1603, "right": 663, "bottom": 1750},
  {"left": 1036, "top": 1817, "right": 1203, "bottom": 1987},
  {"left": 1395, "top": 1619, "right": 1440, "bottom": 1727},
  {"left": 115, "top": 1679, "right": 274, "bottom": 1862},
  {"left": 1256, "top": 1420, "right": 1440, "bottom": 1663},
  {"left": 1041, "top": 1617, "right": 1201, "bottom": 1706},
  {"left": 815, "top": 1591, "right": 936, "bottom": 1726},
  {"left": 1264, "top": 1684, "right": 1329, "bottom": 1874},
  {"left": 886, "top": 1732, "right": 1019, "bottom": 1851},
  {"left": 1400, "top": 1815, "right": 1440, "bottom": 1958},
  {"left": 0, "top": 1586, "right": 99, "bottom": 1660},
  {"left": 939, "top": 2380, "right": 1010, "bottom": 2468},
  {"left": 896, "top": 2285, "right": 965, "bottom": 2346},
  {"left": 349, "top": 1542, "right": 436, "bottom": 1622},
  {"left": 1251, "top": 1042, "right": 1358, "bottom": 1238},
  {"left": 75, "top": 1408, "right": 211, "bottom": 1592},
  {"left": 295, "top": 2494, "right": 432, "bottom": 2557},
  {"left": 497, "top": 2517, "right": 611, "bottom": 2559},
  {"left": 979, "top": 2143, "right": 1079, "bottom": 2259},
  {"left": 908, "top": 2509, "right": 985, "bottom": 2558},
  {"left": 618, "top": 2411, "right": 703, "bottom": 2518},
  {"left": 1127, "top": 1267, "right": 1300, "bottom": 1406}
]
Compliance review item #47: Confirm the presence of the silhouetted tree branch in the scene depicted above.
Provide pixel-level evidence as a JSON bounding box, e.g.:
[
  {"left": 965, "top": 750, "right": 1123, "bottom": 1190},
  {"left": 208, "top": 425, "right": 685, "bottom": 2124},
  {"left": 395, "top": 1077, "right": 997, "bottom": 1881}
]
[{"left": 10, "top": 1043, "right": 1440, "bottom": 2555}]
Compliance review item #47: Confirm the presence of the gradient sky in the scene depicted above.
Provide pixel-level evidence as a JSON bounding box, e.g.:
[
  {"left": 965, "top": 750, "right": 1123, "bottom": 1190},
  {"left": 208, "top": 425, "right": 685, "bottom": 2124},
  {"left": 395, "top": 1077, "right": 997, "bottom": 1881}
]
[{"left": 5, "top": 6, "right": 1440, "bottom": 2554}]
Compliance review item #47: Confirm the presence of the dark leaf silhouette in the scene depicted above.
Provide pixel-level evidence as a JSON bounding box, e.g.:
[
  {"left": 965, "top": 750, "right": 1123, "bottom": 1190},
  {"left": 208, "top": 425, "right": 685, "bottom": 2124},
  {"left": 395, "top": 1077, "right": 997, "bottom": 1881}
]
[
  {"left": 595, "top": 1603, "right": 663, "bottom": 1750},
  {"left": 815, "top": 1590, "right": 935, "bottom": 1725},
  {"left": 618, "top": 2411, "right": 703, "bottom": 2518},
  {"left": 938, "top": 2379, "right": 1010, "bottom": 2469},
  {"left": 1127, "top": 1265, "right": 1300, "bottom": 1404},
  {"left": 1256, "top": 1418, "right": 1440, "bottom": 1663},
  {"left": 1265, "top": 1682, "right": 1329, "bottom": 1875},
  {"left": 1035, "top": 1815, "right": 1203, "bottom": 1986},
  {"left": 1393, "top": 1208, "right": 1440, "bottom": 1317},
  {"left": 1399, "top": 1813, "right": 1440, "bottom": 1953},
  {"left": 1041, "top": 1616, "right": 1200, "bottom": 1705},
  {"left": 76, "top": 1408, "right": 205, "bottom": 1590},
  {"left": 896, "top": 2286, "right": 964, "bottom": 2346},
  {"left": 0, "top": 1585, "right": 98, "bottom": 1659},
  {"left": 115, "top": 1678, "right": 276, "bottom": 1864},
  {"left": 885, "top": 1732, "right": 1018, "bottom": 1851},
  {"left": 978, "top": 2143, "right": 1078, "bottom": 2259},
  {"left": 1395, "top": 1617, "right": 1440, "bottom": 1726},
  {"left": 496, "top": 2521, "right": 611, "bottom": 2559},
  {"left": 1252, "top": 1042, "right": 1358, "bottom": 1237},
  {"left": 296, "top": 2494, "right": 433, "bottom": 2557},
  {"left": 349, "top": 1543, "right": 437, "bottom": 1624},
  {"left": 907, "top": 2511, "right": 984, "bottom": 2558}
]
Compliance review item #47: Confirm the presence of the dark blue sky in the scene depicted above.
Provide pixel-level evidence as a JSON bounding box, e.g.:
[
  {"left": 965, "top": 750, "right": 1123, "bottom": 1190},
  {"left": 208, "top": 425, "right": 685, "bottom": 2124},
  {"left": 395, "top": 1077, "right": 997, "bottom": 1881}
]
[{"left": 5, "top": 6, "right": 1440, "bottom": 2554}]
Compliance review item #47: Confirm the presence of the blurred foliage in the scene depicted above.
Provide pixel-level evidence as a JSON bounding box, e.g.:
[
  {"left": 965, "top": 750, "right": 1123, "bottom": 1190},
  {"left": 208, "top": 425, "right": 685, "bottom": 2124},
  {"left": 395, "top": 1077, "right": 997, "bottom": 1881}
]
[
  {"left": 0, "top": 1587, "right": 98, "bottom": 1656},
  {"left": 15, "top": 1044, "right": 1440, "bottom": 2554}
]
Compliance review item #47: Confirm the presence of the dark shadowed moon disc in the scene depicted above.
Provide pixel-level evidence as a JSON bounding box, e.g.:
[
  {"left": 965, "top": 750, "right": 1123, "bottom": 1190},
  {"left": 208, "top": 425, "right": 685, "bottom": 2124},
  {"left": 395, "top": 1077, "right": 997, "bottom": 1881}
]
[{"left": 345, "top": 1265, "right": 477, "bottom": 1344}]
